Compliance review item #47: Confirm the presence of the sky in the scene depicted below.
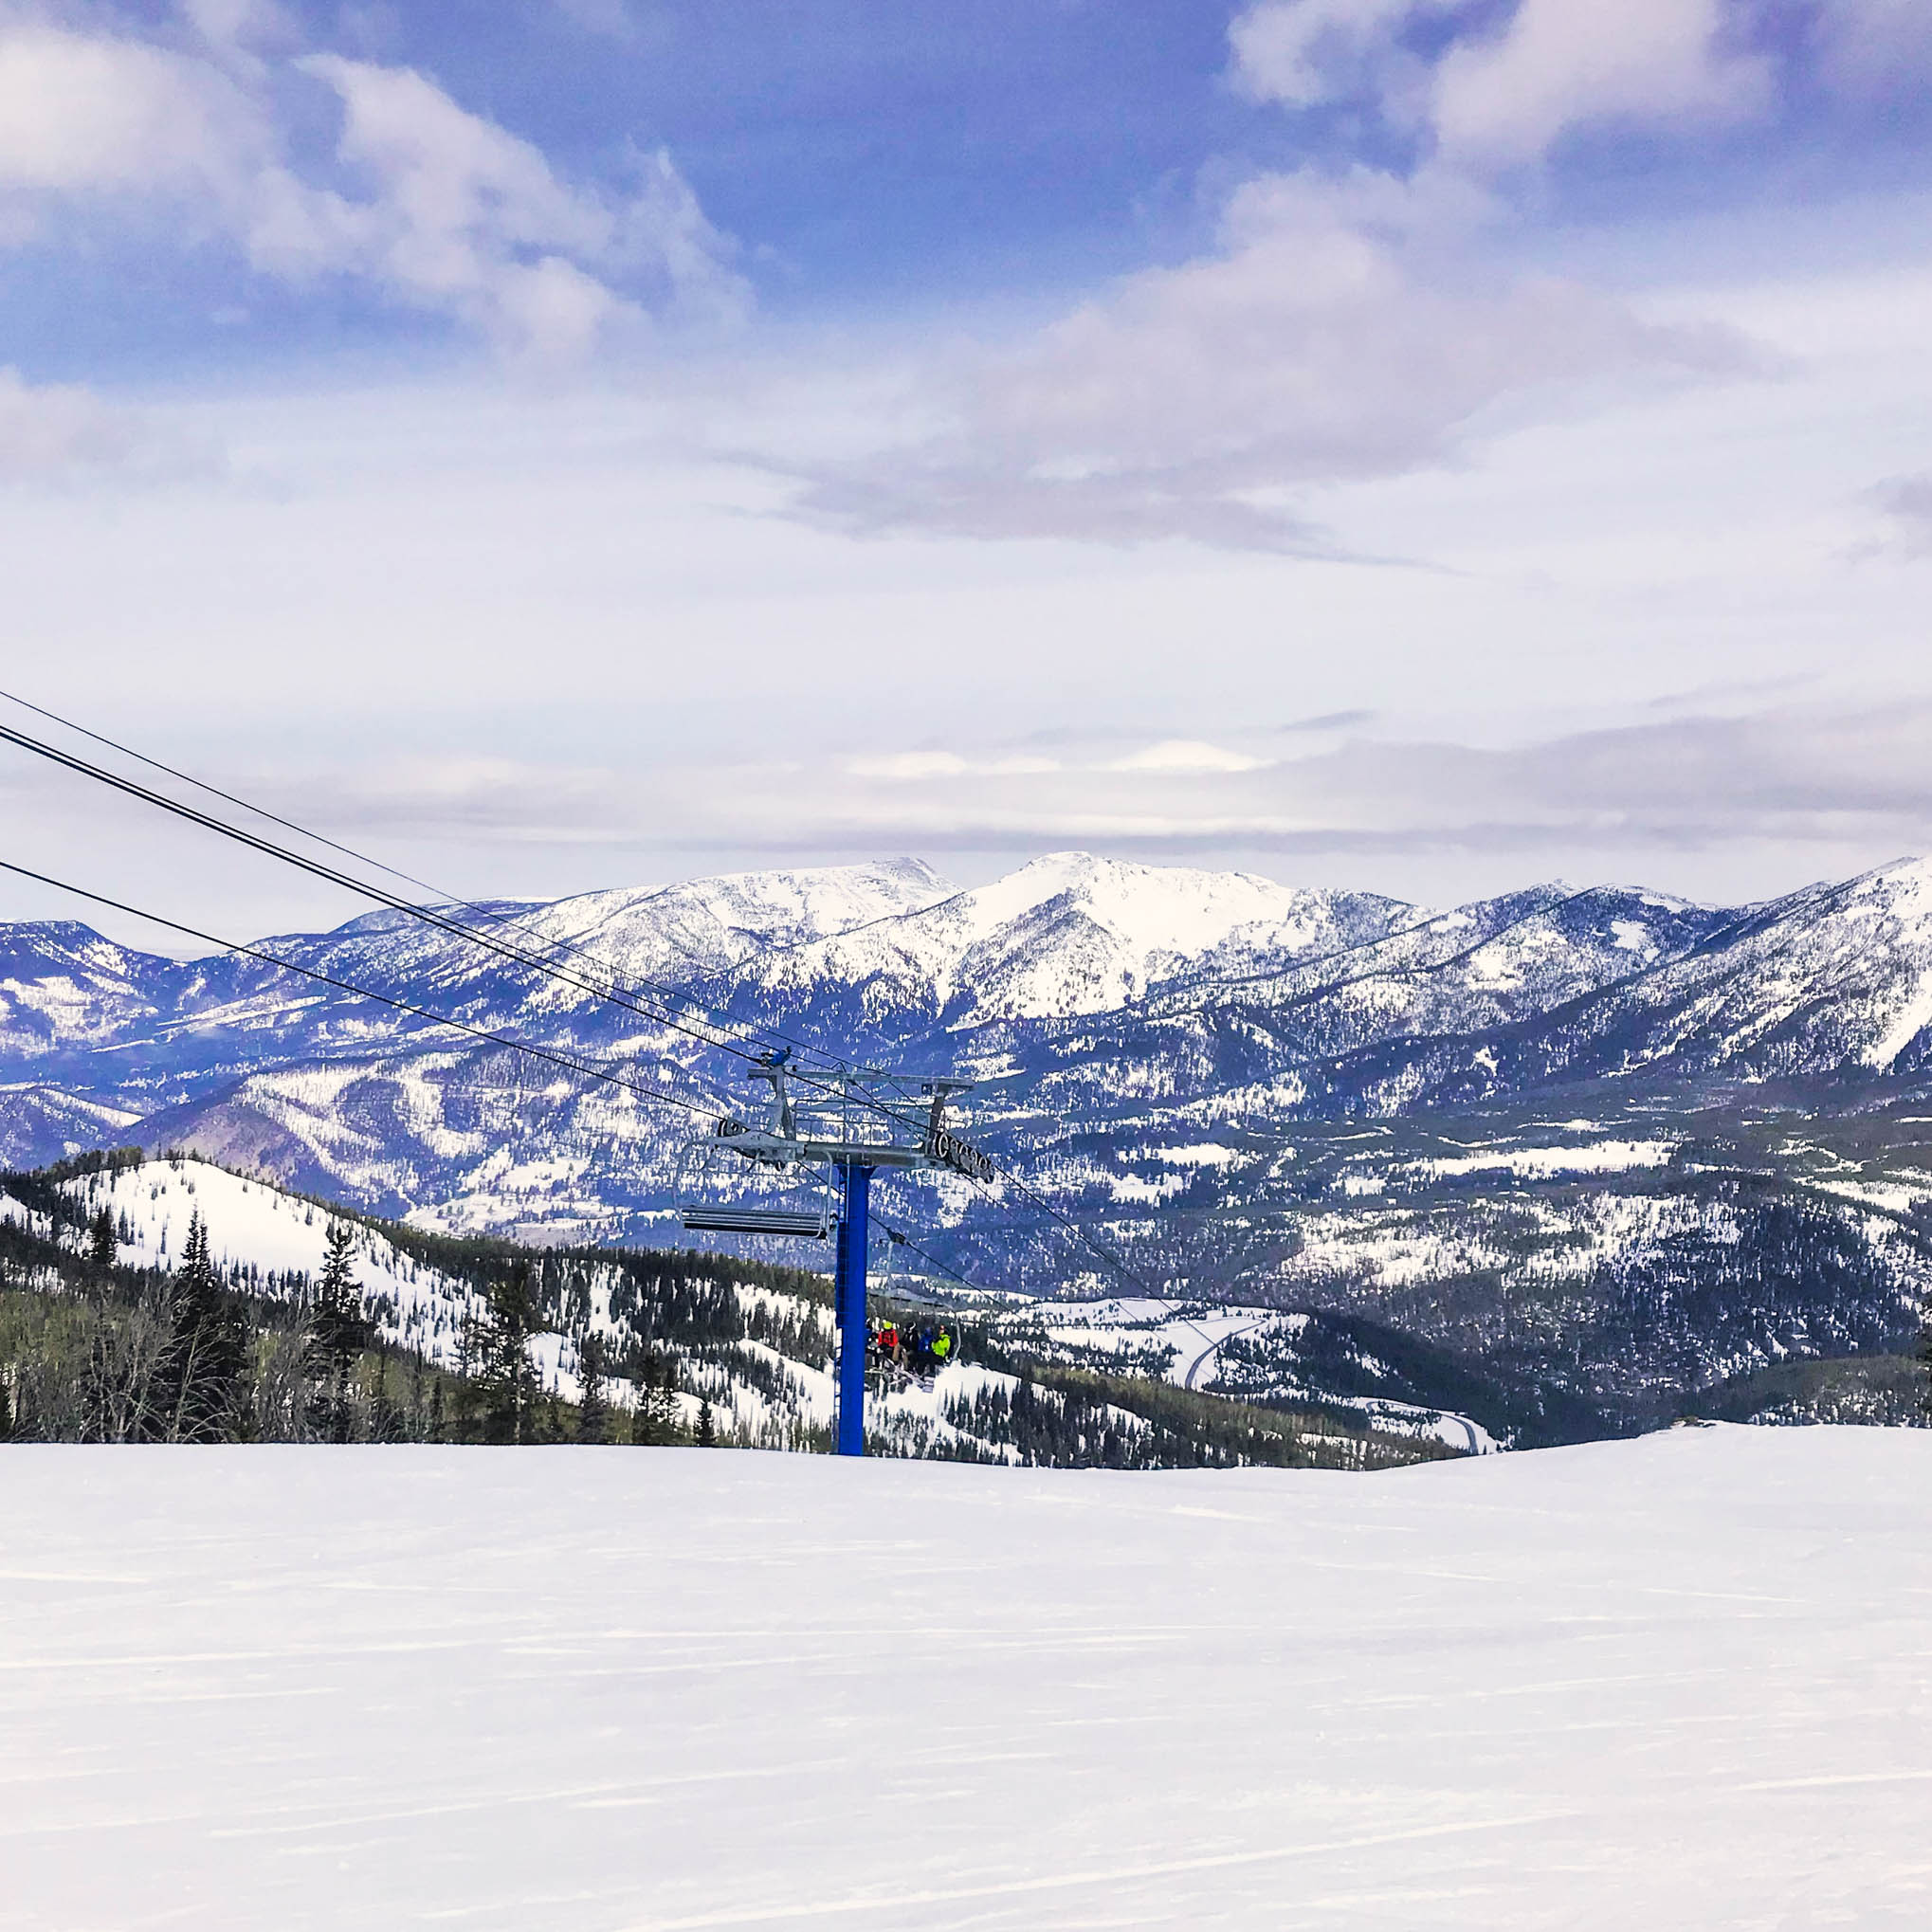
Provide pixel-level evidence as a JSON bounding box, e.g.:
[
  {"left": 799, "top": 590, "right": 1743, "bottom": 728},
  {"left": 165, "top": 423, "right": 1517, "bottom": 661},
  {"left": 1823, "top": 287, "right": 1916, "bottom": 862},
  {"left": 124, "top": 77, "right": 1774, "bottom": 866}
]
[{"left": 3, "top": 0, "right": 1932, "bottom": 944}]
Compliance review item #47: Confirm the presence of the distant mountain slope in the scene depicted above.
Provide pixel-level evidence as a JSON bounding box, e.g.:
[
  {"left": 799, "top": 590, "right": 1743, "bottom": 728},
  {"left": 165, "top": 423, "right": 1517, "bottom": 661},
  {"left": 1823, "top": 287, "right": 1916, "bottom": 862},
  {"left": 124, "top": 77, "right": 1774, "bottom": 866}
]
[
  {"left": 0, "top": 921, "right": 176, "bottom": 1061},
  {"left": 717, "top": 851, "right": 1418, "bottom": 1040},
  {"left": 0, "top": 1083, "right": 142, "bottom": 1170},
  {"left": 1243, "top": 857, "right": 1932, "bottom": 1119}
]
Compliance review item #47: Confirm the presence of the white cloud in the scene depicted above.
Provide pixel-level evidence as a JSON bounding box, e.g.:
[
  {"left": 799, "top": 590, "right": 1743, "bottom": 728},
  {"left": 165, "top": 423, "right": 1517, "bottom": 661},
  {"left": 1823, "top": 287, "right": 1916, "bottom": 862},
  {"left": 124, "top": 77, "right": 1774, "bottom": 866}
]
[
  {"left": 285, "top": 54, "right": 654, "bottom": 357},
  {"left": 1110, "top": 741, "right": 1266, "bottom": 775},
  {"left": 982, "top": 165, "right": 1737, "bottom": 484},
  {"left": 0, "top": 24, "right": 259, "bottom": 197},
  {"left": 179, "top": 0, "right": 299, "bottom": 57},
  {"left": 0, "top": 11, "right": 744, "bottom": 361},
  {"left": 0, "top": 366, "right": 219, "bottom": 484},
  {"left": 1431, "top": 0, "right": 1773, "bottom": 164},
  {"left": 848, "top": 751, "right": 1063, "bottom": 782},
  {"left": 1232, "top": 1, "right": 1777, "bottom": 167},
  {"left": 1229, "top": 0, "right": 1452, "bottom": 115},
  {"left": 793, "top": 163, "right": 1748, "bottom": 550}
]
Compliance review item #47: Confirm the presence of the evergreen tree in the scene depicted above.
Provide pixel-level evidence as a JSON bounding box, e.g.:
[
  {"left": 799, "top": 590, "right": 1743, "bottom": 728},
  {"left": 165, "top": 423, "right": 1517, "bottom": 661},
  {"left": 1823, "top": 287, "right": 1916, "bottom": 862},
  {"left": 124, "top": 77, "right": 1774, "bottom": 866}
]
[
  {"left": 1919, "top": 1306, "right": 1932, "bottom": 1423},
  {"left": 578, "top": 1332, "right": 610, "bottom": 1445},
  {"left": 157, "top": 1212, "right": 248, "bottom": 1441},
  {"left": 630, "top": 1352, "right": 683, "bottom": 1446},
  {"left": 309, "top": 1222, "right": 370, "bottom": 1443},
  {"left": 366, "top": 1355, "right": 404, "bottom": 1442},
  {"left": 87, "top": 1204, "right": 117, "bottom": 1268},
  {"left": 696, "top": 1398, "right": 717, "bottom": 1448},
  {"left": 479, "top": 1263, "right": 543, "bottom": 1444},
  {"left": 450, "top": 1307, "right": 483, "bottom": 1441}
]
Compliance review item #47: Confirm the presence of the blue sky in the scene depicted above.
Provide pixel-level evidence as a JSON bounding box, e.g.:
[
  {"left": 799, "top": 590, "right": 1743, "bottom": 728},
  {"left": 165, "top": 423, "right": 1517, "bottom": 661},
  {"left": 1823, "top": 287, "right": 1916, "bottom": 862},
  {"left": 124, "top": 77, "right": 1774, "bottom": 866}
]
[
  {"left": 0, "top": 2, "right": 1270, "bottom": 374},
  {"left": 10, "top": 2, "right": 1925, "bottom": 370},
  {"left": 3, "top": 1, "right": 1932, "bottom": 939}
]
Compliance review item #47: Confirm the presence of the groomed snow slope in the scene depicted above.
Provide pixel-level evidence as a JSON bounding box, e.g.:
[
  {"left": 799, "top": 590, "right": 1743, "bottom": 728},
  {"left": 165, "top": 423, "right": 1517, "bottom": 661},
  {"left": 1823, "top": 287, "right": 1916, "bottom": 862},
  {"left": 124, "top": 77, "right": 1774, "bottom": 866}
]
[{"left": 6, "top": 1430, "right": 1930, "bottom": 1930}]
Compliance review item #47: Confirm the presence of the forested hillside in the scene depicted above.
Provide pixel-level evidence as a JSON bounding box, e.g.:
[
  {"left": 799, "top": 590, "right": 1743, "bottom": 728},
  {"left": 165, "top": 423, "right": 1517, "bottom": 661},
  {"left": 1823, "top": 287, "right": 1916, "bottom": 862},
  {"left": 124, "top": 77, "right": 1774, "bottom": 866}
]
[{"left": 0, "top": 1151, "right": 1447, "bottom": 1468}]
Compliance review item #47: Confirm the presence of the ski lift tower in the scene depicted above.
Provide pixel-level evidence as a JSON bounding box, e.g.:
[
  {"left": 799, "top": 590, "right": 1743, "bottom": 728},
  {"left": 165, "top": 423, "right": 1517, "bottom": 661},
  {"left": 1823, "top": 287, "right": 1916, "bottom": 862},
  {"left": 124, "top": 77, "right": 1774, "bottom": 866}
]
[{"left": 680, "top": 1056, "right": 993, "bottom": 1455}]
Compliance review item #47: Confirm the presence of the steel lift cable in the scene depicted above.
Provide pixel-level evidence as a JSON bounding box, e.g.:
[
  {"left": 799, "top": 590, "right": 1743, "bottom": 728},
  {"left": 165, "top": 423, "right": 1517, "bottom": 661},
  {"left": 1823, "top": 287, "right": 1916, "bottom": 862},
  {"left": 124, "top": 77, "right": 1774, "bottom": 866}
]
[
  {"left": 0, "top": 713, "right": 971, "bottom": 1158},
  {"left": 0, "top": 859, "right": 733, "bottom": 1128},
  {"left": 874, "top": 1223, "right": 1001, "bottom": 1301},
  {"left": 0, "top": 717, "right": 892, "bottom": 1098},
  {"left": 0, "top": 714, "right": 1012, "bottom": 1262},
  {"left": 0, "top": 689, "right": 866, "bottom": 1084},
  {"left": 0, "top": 697, "right": 1004, "bottom": 1162},
  {"left": 0, "top": 712, "right": 1216, "bottom": 1330}
]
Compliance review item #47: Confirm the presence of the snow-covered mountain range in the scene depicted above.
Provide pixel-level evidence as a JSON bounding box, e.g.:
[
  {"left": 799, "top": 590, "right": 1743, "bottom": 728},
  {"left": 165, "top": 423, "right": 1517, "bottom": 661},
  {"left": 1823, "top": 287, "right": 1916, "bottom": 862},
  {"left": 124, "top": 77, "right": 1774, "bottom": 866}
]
[{"left": 3, "top": 848, "right": 1932, "bottom": 1430}]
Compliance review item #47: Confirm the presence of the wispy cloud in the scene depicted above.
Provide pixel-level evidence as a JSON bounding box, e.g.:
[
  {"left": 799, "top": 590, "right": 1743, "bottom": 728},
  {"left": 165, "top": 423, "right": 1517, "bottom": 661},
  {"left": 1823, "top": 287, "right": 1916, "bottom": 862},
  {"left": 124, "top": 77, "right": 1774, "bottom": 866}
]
[
  {"left": 1278, "top": 711, "right": 1376, "bottom": 734},
  {"left": 550, "top": 0, "right": 643, "bottom": 43},
  {"left": 173, "top": 702, "right": 1932, "bottom": 866},
  {"left": 1864, "top": 473, "right": 1932, "bottom": 560},
  {"left": 0, "top": 367, "right": 222, "bottom": 485},
  {"left": 783, "top": 1, "right": 1795, "bottom": 553}
]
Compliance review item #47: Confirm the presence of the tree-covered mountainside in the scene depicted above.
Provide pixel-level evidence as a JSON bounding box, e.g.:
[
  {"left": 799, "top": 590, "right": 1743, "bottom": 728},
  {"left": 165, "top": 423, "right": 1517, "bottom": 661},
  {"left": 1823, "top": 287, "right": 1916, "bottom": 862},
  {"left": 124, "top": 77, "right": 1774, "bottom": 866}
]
[
  {"left": 5, "top": 1150, "right": 1925, "bottom": 1452},
  {"left": 0, "top": 1152, "right": 1449, "bottom": 1467}
]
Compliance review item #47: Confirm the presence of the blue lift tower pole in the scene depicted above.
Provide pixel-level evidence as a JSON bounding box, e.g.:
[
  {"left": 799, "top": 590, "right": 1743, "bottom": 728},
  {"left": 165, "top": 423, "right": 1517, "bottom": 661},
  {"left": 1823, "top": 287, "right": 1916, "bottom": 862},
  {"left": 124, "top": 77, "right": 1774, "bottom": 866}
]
[
  {"left": 679, "top": 1061, "right": 993, "bottom": 1461},
  {"left": 833, "top": 1161, "right": 872, "bottom": 1456}
]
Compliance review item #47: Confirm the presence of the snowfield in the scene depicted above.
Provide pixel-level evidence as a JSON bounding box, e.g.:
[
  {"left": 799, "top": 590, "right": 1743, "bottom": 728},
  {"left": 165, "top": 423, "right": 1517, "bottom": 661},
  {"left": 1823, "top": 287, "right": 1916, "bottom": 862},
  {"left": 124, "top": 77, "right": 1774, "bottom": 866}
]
[
  {"left": 1402, "top": 1137, "right": 1677, "bottom": 1180},
  {"left": 5, "top": 1429, "right": 1930, "bottom": 1930}
]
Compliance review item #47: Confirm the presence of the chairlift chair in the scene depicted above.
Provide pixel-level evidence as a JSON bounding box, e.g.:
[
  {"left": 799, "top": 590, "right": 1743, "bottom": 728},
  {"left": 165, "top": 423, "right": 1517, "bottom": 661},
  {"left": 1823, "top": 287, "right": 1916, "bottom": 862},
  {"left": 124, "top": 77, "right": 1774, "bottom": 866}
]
[{"left": 674, "top": 1132, "right": 835, "bottom": 1241}]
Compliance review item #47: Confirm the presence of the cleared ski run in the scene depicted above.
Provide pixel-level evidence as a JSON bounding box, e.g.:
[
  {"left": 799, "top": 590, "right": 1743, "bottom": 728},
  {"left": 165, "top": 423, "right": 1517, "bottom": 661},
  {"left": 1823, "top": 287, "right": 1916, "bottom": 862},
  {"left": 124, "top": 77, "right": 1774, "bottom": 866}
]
[{"left": 5, "top": 1427, "right": 1930, "bottom": 1929}]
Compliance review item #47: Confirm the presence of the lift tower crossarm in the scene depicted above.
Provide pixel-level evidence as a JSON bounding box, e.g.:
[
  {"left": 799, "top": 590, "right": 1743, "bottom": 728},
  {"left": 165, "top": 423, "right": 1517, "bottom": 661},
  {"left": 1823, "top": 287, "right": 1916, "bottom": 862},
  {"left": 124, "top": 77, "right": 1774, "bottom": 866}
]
[{"left": 719, "top": 1130, "right": 935, "bottom": 1169}]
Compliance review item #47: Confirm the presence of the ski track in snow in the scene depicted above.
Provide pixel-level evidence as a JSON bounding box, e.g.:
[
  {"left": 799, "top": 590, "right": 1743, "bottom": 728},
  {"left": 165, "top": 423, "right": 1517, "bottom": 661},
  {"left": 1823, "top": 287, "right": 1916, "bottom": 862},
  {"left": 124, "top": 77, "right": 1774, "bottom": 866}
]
[{"left": 6, "top": 1430, "right": 1930, "bottom": 1930}]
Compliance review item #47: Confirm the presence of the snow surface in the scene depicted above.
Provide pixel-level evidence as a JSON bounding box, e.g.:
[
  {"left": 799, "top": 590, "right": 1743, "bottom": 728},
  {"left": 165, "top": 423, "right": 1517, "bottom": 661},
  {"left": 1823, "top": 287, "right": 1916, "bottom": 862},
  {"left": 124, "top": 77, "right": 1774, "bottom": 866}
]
[
  {"left": 746, "top": 851, "right": 1385, "bottom": 1026},
  {"left": 4, "top": 1429, "right": 1929, "bottom": 1930},
  {"left": 1406, "top": 1139, "right": 1677, "bottom": 1180}
]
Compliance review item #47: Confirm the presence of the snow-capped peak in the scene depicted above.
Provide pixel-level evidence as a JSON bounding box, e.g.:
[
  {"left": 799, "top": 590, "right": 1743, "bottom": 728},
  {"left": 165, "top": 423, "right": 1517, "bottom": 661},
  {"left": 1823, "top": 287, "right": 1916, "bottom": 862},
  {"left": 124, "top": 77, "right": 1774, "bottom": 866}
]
[
  {"left": 538, "top": 857, "right": 955, "bottom": 965},
  {"left": 733, "top": 852, "right": 1419, "bottom": 1026},
  {"left": 936, "top": 851, "right": 1317, "bottom": 957}
]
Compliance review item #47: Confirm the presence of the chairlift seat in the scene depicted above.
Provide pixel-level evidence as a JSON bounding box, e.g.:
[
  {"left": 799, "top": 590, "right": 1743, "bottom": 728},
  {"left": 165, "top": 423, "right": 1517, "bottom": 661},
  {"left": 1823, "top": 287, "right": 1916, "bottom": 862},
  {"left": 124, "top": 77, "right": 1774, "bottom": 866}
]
[{"left": 680, "top": 1205, "right": 831, "bottom": 1239}]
